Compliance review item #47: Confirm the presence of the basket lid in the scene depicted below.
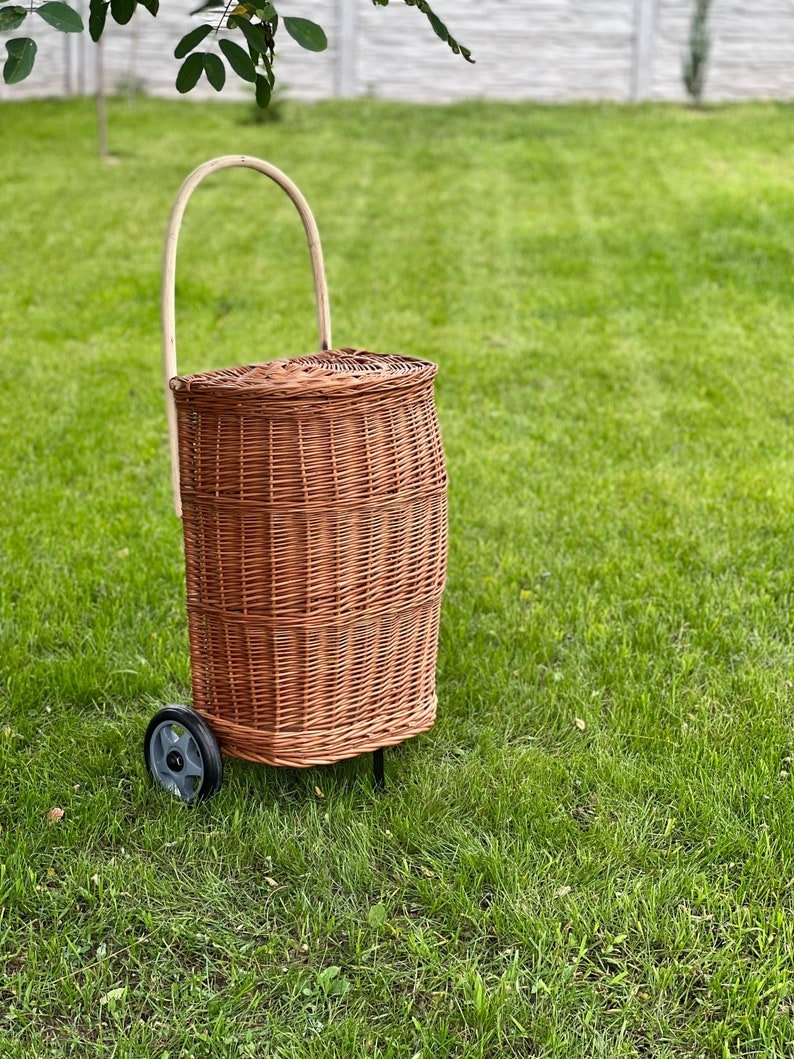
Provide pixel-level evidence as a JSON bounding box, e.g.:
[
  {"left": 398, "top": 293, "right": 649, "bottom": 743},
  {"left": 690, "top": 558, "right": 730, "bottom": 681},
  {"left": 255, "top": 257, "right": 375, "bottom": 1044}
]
[{"left": 170, "top": 347, "right": 437, "bottom": 398}]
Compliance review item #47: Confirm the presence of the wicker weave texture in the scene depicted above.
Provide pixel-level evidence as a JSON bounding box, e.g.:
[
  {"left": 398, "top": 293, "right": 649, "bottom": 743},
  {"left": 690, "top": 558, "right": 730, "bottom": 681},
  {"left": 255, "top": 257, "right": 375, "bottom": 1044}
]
[{"left": 173, "top": 348, "right": 448, "bottom": 767}]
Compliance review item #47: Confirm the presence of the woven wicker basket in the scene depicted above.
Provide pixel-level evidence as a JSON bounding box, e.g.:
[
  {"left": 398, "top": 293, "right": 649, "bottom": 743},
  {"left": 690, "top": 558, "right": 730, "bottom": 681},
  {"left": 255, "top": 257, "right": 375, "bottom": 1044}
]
[{"left": 161, "top": 157, "right": 448, "bottom": 769}]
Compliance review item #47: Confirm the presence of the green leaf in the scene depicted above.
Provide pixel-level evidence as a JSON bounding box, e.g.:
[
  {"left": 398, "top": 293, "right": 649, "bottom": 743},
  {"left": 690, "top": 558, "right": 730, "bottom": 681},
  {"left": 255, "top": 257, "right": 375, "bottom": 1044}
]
[
  {"left": 218, "top": 38, "right": 256, "bottom": 83},
  {"left": 175, "top": 51, "right": 203, "bottom": 93},
  {"left": 36, "top": 2, "right": 84, "bottom": 32},
  {"left": 174, "top": 24, "right": 212, "bottom": 59},
  {"left": 427, "top": 11, "right": 447, "bottom": 41},
  {"left": 283, "top": 16, "right": 327, "bottom": 52},
  {"left": 229, "top": 15, "right": 269, "bottom": 56},
  {"left": 254, "top": 72, "right": 270, "bottom": 107},
  {"left": 255, "top": 3, "right": 276, "bottom": 20},
  {"left": 88, "top": 0, "right": 108, "bottom": 41},
  {"left": 0, "top": 6, "right": 27, "bottom": 32},
  {"left": 3, "top": 36, "right": 36, "bottom": 84},
  {"left": 110, "top": 0, "right": 135, "bottom": 26},
  {"left": 139, "top": 0, "right": 158, "bottom": 13},
  {"left": 367, "top": 903, "right": 388, "bottom": 929},
  {"left": 203, "top": 51, "right": 225, "bottom": 91}
]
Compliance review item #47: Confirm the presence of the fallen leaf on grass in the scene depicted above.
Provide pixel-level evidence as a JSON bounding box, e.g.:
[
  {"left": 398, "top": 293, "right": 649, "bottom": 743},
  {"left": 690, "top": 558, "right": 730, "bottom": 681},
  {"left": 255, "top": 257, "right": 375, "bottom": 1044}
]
[
  {"left": 554, "top": 885, "right": 572, "bottom": 899},
  {"left": 47, "top": 807, "right": 64, "bottom": 824},
  {"left": 574, "top": 717, "right": 586, "bottom": 731},
  {"left": 99, "top": 986, "right": 126, "bottom": 1006},
  {"left": 314, "top": 786, "right": 325, "bottom": 798}
]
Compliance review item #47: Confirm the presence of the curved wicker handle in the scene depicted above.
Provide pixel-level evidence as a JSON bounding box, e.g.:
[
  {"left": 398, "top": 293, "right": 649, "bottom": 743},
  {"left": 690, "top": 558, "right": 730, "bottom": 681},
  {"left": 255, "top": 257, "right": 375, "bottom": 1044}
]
[{"left": 162, "top": 155, "right": 332, "bottom": 516}]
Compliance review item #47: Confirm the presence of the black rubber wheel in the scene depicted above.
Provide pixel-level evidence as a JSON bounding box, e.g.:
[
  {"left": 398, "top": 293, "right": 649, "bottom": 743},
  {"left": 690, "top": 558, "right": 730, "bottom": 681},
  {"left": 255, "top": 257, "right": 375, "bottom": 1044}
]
[{"left": 143, "top": 705, "right": 223, "bottom": 802}]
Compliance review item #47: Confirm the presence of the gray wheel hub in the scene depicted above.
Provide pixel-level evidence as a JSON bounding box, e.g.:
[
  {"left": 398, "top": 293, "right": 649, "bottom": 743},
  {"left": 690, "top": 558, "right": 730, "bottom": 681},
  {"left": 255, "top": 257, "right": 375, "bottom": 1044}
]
[{"left": 149, "top": 721, "right": 205, "bottom": 801}]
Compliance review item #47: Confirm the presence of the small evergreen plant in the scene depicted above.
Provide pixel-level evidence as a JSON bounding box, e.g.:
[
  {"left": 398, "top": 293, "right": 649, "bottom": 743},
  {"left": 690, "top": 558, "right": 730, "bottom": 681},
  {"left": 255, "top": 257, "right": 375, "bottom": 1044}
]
[{"left": 683, "top": 0, "right": 712, "bottom": 105}]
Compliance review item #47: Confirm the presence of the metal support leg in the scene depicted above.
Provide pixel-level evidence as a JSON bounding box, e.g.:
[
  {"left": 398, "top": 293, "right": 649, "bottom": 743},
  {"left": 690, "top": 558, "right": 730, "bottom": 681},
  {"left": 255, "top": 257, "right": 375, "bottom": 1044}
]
[{"left": 373, "top": 747, "right": 385, "bottom": 789}]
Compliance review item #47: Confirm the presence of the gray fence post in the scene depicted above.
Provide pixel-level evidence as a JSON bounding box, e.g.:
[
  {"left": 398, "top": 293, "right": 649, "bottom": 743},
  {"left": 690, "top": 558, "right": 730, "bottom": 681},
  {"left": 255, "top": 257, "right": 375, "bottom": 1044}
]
[{"left": 632, "top": 0, "right": 656, "bottom": 101}]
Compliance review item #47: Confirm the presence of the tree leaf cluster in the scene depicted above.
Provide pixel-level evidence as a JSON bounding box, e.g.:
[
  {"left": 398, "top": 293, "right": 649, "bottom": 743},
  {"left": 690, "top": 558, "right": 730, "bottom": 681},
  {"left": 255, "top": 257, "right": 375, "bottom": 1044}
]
[
  {"left": 1, "top": 0, "right": 472, "bottom": 104},
  {"left": 376, "top": 0, "right": 474, "bottom": 64},
  {"left": 2, "top": 2, "right": 85, "bottom": 84},
  {"left": 1, "top": 0, "right": 162, "bottom": 83}
]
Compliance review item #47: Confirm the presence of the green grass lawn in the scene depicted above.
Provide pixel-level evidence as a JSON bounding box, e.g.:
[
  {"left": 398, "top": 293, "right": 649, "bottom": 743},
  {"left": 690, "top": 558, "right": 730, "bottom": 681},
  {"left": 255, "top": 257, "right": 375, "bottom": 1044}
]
[{"left": 2, "top": 96, "right": 794, "bottom": 1057}]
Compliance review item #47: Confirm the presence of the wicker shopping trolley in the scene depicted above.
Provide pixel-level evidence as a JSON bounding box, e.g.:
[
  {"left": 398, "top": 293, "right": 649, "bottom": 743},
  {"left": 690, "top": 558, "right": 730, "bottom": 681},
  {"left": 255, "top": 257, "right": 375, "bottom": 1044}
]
[{"left": 143, "top": 156, "right": 448, "bottom": 800}]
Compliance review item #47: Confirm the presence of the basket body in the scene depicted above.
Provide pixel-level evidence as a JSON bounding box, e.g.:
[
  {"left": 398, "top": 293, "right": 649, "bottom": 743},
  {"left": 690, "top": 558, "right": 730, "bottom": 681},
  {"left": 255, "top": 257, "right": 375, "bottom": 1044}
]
[{"left": 172, "top": 348, "right": 447, "bottom": 767}]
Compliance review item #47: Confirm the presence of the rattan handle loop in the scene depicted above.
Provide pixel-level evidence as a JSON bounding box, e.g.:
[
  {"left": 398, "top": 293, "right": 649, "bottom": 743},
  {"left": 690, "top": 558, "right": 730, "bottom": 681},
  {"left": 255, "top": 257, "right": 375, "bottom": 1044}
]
[{"left": 162, "top": 155, "right": 332, "bottom": 517}]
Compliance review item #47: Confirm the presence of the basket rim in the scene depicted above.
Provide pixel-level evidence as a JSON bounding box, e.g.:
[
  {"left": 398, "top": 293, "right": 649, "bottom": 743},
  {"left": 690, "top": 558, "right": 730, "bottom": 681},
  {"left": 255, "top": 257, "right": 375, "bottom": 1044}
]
[{"left": 170, "top": 347, "right": 438, "bottom": 398}]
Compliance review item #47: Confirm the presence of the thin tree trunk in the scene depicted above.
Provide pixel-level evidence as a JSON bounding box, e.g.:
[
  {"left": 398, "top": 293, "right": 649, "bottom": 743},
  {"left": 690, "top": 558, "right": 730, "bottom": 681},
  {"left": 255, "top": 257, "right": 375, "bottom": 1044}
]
[{"left": 95, "top": 38, "right": 108, "bottom": 159}]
